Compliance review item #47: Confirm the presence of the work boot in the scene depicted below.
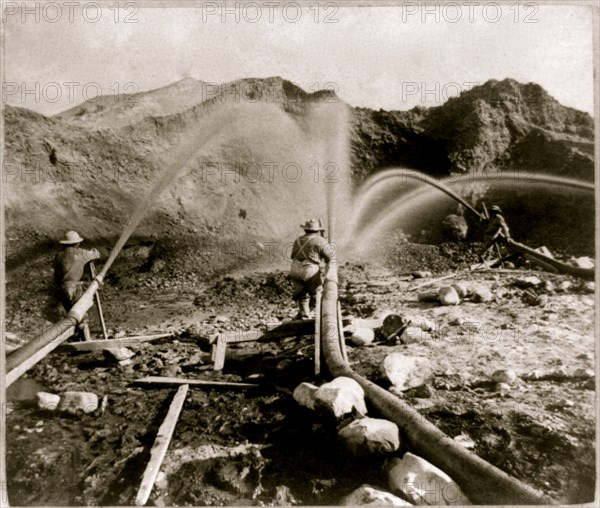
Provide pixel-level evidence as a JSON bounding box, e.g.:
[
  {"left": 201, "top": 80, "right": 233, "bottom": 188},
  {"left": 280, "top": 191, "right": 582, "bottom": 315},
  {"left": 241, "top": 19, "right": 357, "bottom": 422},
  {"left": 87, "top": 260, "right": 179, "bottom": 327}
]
[
  {"left": 79, "top": 322, "right": 92, "bottom": 341},
  {"left": 295, "top": 300, "right": 311, "bottom": 320}
]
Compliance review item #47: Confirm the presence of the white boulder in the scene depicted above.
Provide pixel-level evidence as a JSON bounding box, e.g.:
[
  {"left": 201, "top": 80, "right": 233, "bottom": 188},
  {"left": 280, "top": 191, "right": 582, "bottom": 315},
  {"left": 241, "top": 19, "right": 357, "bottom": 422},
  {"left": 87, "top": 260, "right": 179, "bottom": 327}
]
[
  {"left": 381, "top": 354, "right": 433, "bottom": 391},
  {"left": 58, "top": 391, "right": 99, "bottom": 415},
  {"left": 387, "top": 453, "right": 470, "bottom": 505},
  {"left": 438, "top": 287, "right": 460, "bottom": 306},
  {"left": 36, "top": 392, "right": 60, "bottom": 411},
  {"left": 351, "top": 328, "right": 376, "bottom": 346},
  {"left": 401, "top": 327, "right": 432, "bottom": 345},
  {"left": 314, "top": 377, "right": 367, "bottom": 419},
  {"left": 341, "top": 484, "right": 411, "bottom": 506},
  {"left": 293, "top": 382, "right": 319, "bottom": 410},
  {"left": 338, "top": 417, "right": 400, "bottom": 457},
  {"left": 491, "top": 369, "right": 517, "bottom": 385},
  {"left": 471, "top": 286, "right": 493, "bottom": 303}
]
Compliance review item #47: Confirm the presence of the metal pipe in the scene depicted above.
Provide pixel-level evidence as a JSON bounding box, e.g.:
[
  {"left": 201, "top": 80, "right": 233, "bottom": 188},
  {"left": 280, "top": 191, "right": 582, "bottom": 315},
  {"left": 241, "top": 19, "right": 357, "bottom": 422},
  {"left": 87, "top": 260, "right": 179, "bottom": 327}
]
[
  {"left": 5, "top": 279, "right": 101, "bottom": 386},
  {"left": 506, "top": 239, "right": 594, "bottom": 280},
  {"left": 320, "top": 267, "right": 553, "bottom": 505}
]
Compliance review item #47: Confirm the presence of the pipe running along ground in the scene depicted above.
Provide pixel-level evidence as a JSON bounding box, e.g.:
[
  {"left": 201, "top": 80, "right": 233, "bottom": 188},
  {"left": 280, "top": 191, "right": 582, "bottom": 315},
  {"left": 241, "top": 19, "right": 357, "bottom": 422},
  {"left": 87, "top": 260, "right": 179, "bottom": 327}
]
[
  {"left": 5, "top": 279, "right": 101, "bottom": 386},
  {"left": 320, "top": 263, "right": 553, "bottom": 505}
]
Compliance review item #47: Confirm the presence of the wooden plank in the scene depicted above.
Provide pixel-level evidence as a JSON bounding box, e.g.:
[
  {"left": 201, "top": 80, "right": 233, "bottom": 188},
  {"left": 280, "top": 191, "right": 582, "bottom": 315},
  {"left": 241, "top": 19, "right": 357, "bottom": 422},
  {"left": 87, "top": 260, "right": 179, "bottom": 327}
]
[
  {"left": 6, "top": 325, "right": 77, "bottom": 387},
  {"left": 409, "top": 273, "right": 457, "bottom": 291},
  {"left": 55, "top": 333, "right": 173, "bottom": 352},
  {"left": 134, "top": 384, "right": 189, "bottom": 506},
  {"left": 211, "top": 320, "right": 316, "bottom": 345},
  {"left": 134, "top": 376, "right": 260, "bottom": 389},
  {"left": 213, "top": 335, "right": 227, "bottom": 371},
  {"left": 314, "top": 291, "right": 322, "bottom": 376}
]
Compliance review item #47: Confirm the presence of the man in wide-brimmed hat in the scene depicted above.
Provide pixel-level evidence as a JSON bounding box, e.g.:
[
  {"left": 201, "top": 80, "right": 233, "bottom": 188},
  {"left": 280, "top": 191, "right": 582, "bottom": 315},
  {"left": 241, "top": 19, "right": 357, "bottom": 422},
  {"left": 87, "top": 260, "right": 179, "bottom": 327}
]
[
  {"left": 289, "top": 218, "right": 334, "bottom": 319},
  {"left": 54, "top": 230, "right": 100, "bottom": 340},
  {"left": 480, "top": 205, "right": 512, "bottom": 261}
]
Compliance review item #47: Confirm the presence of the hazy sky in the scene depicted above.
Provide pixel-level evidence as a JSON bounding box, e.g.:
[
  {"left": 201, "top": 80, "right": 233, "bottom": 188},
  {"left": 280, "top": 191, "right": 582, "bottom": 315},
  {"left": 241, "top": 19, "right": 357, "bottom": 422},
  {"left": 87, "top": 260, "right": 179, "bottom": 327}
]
[{"left": 3, "top": 2, "right": 595, "bottom": 115}]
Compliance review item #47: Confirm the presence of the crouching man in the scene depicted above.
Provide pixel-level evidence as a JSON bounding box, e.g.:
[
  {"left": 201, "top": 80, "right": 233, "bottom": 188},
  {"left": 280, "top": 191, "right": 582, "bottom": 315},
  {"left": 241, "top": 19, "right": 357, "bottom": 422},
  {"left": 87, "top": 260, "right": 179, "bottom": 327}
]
[
  {"left": 289, "top": 218, "right": 335, "bottom": 319},
  {"left": 54, "top": 230, "right": 100, "bottom": 340}
]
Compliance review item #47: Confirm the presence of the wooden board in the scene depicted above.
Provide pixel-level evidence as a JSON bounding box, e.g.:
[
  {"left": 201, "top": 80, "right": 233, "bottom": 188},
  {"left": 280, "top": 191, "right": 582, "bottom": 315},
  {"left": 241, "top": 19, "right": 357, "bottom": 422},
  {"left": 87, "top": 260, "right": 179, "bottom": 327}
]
[
  {"left": 210, "top": 319, "right": 315, "bottom": 345},
  {"left": 56, "top": 333, "right": 173, "bottom": 352},
  {"left": 211, "top": 319, "right": 316, "bottom": 370},
  {"left": 133, "top": 376, "right": 260, "bottom": 389},
  {"left": 134, "top": 384, "right": 188, "bottom": 505}
]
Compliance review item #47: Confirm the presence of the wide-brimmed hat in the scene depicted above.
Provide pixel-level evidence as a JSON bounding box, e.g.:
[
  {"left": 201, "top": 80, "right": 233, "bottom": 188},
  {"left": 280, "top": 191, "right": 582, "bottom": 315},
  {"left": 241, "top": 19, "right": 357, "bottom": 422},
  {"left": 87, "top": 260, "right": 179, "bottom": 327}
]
[
  {"left": 489, "top": 205, "right": 502, "bottom": 213},
  {"left": 59, "top": 230, "right": 84, "bottom": 244},
  {"left": 300, "top": 218, "right": 324, "bottom": 232}
]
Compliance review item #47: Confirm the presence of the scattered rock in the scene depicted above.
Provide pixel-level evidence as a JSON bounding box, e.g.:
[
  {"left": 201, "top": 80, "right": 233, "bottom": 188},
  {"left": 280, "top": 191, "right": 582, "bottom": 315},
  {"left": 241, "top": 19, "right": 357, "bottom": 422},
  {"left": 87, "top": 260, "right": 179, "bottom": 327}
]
[
  {"left": 58, "top": 391, "right": 99, "bottom": 415},
  {"left": 36, "top": 392, "right": 60, "bottom": 411},
  {"left": 536, "top": 294, "right": 549, "bottom": 306},
  {"left": 381, "top": 354, "right": 433, "bottom": 391},
  {"left": 514, "top": 276, "right": 542, "bottom": 288},
  {"left": 570, "top": 256, "right": 594, "bottom": 269},
  {"left": 382, "top": 314, "right": 405, "bottom": 339},
  {"left": 387, "top": 452, "right": 470, "bottom": 505},
  {"left": 450, "top": 282, "right": 469, "bottom": 298},
  {"left": 576, "top": 352, "right": 593, "bottom": 362},
  {"left": 406, "top": 383, "right": 434, "bottom": 398},
  {"left": 351, "top": 328, "right": 376, "bottom": 346},
  {"left": 344, "top": 318, "right": 382, "bottom": 334},
  {"left": 412, "top": 271, "right": 432, "bottom": 279},
  {"left": 491, "top": 369, "right": 517, "bottom": 385},
  {"left": 555, "top": 399, "right": 575, "bottom": 408},
  {"left": 438, "top": 287, "right": 460, "bottom": 306},
  {"left": 314, "top": 377, "right": 367, "bottom": 419},
  {"left": 453, "top": 433, "right": 476, "bottom": 450},
  {"left": 103, "top": 347, "right": 135, "bottom": 363},
  {"left": 338, "top": 418, "right": 400, "bottom": 457},
  {"left": 418, "top": 290, "right": 439, "bottom": 303},
  {"left": 522, "top": 369, "right": 543, "bottom": 380},
  {"left": 401, "top": 327, "right": 432, "bottom": 345},
  {"left": 341, "top": 484, "right": 411, "bottom": 506},
  {"left": 542, "top": 281, "right": 555, "bottom": 294},
  {"left": 573, "top": 368, "right": 594, "bottom": 379},
  {"left": 293, "top": 382, "right": 319, "bottom": 410},
  {"left": 407, "top": 316, "right": 436, "bottom": 333},
  {"left": 471, "top": 286, "right": 493, "bottom": 303},
  {"left": 495, "top": 382, "right": 512, "bottom": 394},
  {"left": 581, "top": 281, "right": 595, "bottom": 294},
  {"left": 215, "top": 315, "right": 230, "bottom": 323},
  {"left": 558, "top": 281, "right": 573, "bottom": 292}
]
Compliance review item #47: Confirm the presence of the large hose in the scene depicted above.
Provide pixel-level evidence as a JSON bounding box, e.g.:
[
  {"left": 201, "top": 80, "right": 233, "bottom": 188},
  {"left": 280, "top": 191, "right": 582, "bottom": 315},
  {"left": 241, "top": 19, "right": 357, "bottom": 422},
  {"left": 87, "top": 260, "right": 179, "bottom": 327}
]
[
  {"left": 505, "top": 239, "right": 594, "bottom": 280},
  {"left": 320, "top": 266, "right": 553, "bottom": 505},
  {"left": 5, "top": 279, "right": 101, "bottom": 386}
]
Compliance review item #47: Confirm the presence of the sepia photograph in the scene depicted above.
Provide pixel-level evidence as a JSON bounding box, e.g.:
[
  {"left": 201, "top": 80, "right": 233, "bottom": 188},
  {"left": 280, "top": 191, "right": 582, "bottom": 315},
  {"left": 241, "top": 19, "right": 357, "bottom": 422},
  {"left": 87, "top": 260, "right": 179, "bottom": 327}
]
[{"left": 1, "top": 1, "right": 597, "bottom": 505}]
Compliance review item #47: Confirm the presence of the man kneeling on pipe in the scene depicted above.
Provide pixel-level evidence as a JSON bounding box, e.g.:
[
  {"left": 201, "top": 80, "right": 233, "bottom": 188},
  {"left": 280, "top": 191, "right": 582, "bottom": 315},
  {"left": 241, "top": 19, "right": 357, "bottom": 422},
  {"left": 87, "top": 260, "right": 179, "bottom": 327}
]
[
  {"left": 54, "top": 230, "right": 100, "bottom": 341},
  {"left": 289, "top": 218, "right": 335, "bottom": 319}
]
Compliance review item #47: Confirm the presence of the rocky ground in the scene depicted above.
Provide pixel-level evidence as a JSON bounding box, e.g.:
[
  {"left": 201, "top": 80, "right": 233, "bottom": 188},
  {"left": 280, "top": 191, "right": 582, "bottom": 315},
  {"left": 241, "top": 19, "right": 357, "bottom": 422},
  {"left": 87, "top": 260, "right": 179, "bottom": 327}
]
[{"left": 4, "top": 240, "right": 596, "bottom": 506}]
